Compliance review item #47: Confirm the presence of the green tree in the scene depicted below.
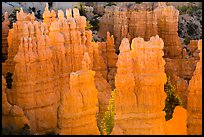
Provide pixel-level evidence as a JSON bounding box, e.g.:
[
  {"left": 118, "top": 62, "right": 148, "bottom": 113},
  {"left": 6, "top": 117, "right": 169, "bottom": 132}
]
[
  {"left": 8, "top": 8, "right": 21, "bottom": 28},
  {"left": 85, "top": 20, "right": 93, "bottom": 30},
  {"left": 163, "top": 76, "right": 182, "bottom": 121}
]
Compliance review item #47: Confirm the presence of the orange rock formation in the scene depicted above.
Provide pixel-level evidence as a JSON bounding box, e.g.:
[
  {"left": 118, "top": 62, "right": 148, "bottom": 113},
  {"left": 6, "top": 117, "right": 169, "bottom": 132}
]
[
  {"left": 128, "top": 10, "right": 158, "bottom": 41},
  {"left": 154, "top": 4, "right": 182, "bottom": 58},
  {"left": 165, "top": 106, "right": 187, "bottom": 135},
  {"left": 10, "top": 35, "right": 59, "bottom": 134},
  {"left": 6, "top": 8, "right": 36, "bottom": 73},
  {"left": 96, "top": 32, "right": 118, "bottom": 89},
  {"left": 3, "top": 5, "right": 114, "bottom": 135},
  {"left": 2, "top": 75, "right": 30, "bottom": 133},
  {"left": 106, "top": 32, "right": 118, "bottom": 89},
  {"left": 58, "top": 53, "right": 100, "bottom": 135},
  {"left": 187, "top": 40, "right": 202, "bottom": 135},
  {"left": 2, "top": 3, "right": 201, "bottom": 135},
  {"left": 98, "top": 3, "right": 181, "bottom": 54},
  {"left": 112, "top": 36, "right": 167, "bottom": 135},
  {"left": 99, "top": 2, "right": 190, "bottom": 100}
]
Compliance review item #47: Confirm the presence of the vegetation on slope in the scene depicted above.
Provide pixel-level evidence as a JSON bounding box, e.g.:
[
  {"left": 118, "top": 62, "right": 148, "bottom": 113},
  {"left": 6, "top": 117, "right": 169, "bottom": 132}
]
[
  {"left": 100, "top": 89, "right": 116, "bottom": 135},
  {"left": 74, "top": 2, "right": 100, "bottom": 31}
]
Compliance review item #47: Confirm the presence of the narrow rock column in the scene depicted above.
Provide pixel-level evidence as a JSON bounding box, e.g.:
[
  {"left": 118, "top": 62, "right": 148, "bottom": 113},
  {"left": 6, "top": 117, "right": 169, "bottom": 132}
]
[
  {"left": 187, "top": 40, "right": 202, "bottom": 135},
  {"left": 131, "top": 36, "right": 167, "bottom": 134},
  {"left": 113, "top": 7, "right": 128, "bottom": 52},
  {"left": 112, "top": 36, "right": 167, "bottom": 135},
  {"left": 58, "top": 53, "right": 100, "bottom": 135},
  {"left": 112, "top": 38, "right": 136, "bottom": 135},
  {"left": 106, "top": 32, "right": 118, "bottom": 89},
  {"left": 49, "top": 21, "right": 66, "bottom": 98},
  {"left": 43, "top": 3, "right": 51, "bottom": 27}
]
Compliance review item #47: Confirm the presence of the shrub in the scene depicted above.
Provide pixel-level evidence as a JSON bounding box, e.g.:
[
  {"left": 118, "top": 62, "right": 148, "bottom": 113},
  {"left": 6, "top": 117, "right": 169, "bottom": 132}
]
[
  {"left": 105, "top": 2, "right": 117, "bottom": 7},
  {"left": 187, "top": 22, "right": 198, "bottom": 36},
  {"left": 90, "top": 14, "right": 100, "bottom": 31},
  {"left": 163, "top": 76, "right": 182, "bottom": 121},
  {"left": 5, "top": 72, "right": 13, "bottom": 89},
  {"left": 166, "top": 2, "right": 170, "bottom": 6},
  {"left": 100, "top": 89, "right": 116, "bottom": 135},
  {"left": 85, "top": 20, "right": 93, "bottom": 30},
  {"left": 184, "top": 37, "right": 190, "bottom": 45}
]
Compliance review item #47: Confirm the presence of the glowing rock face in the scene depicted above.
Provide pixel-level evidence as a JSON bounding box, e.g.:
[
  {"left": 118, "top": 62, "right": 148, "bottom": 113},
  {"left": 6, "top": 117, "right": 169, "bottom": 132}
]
[
  {"left": 3, "top": 3, "right": 202, "bottom": 135},
  {"left": 58, "top": 53, "right": 100, "bottom": 135},
  {"left": 6, "top": 9, "right": 38, "bottom": 73},
  {"left": 3, "top": 6, "right": 115, "bottom": 134},
  {"left": 11, "top": 35, "right": 58, "bottom": 134},
  {"left": 112, "top": 36, "right": 167, "bottom": 135},
  {"left": 187, "top": 40, "right": 202, "bottom": 135},
  {"left": 165, "top": 106, "right": 187, "bottom": 135}
]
